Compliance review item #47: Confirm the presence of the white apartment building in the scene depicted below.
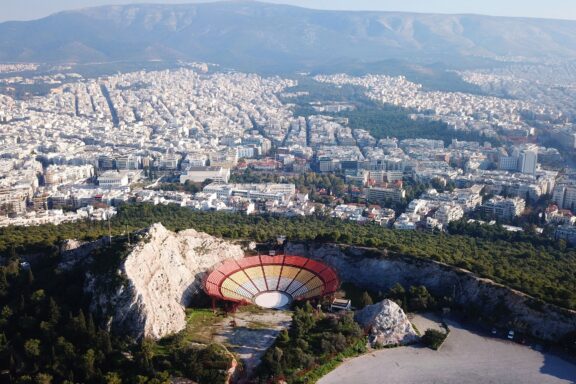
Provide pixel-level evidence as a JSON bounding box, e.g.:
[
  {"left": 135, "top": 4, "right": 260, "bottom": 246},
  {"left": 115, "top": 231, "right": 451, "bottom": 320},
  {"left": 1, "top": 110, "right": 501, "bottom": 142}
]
[
  {"left": 116, "top": 155, "right": 141, "bottom": 170},
  {"left": 44, "top": 164, "right": 94, "bottom": 185},
  {"left": 0, "top": 187, "right": 28, "bottom": 214},
  {"left": 159, "top": 154, "right": 180, "bottom": 170},
  {"left": 552, "top": 185, "right": 576, "bottom": 211},
  {"left": 180, "top": 166, "right": 230, "bottom": 184},
  {"left": 98, "top": 171, "right": 129, "bottom": 187},
  {"left": 184, "top": 154, "right": 208, "bottom": 168},
  {"left": 498, "top": 155, "right": 518, "bottom": 171},
  {"left": 237, "top": 146, "right": 256, "bottom": 159},
  {"left": 369, "top": 170, "right": 385, "bottom": 183},
  {"left": 366, "top": 187, "right": 406, "bottom": 204},
  {"left": 519, "top": 150, "right": 537, "bottom": 175},
  {"left": 498, "top": 147, "right": 538, "bottom": 175},
  {"left": 434, "top": 204, "right": 464, "bottom": 225},
  {"left": 203, "top": 183, "right": 296, "bottom": 203},
  {"left": 394, "top": 213, "right": 420, "bottom": 230},
  {"left": 480, "top": 196, "right": 526, "bottom": 220}
]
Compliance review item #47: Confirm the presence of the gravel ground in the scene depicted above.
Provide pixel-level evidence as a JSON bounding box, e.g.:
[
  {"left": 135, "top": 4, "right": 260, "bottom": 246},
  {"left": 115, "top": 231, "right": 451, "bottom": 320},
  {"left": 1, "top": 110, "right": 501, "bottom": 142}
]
[
  {"left": 319, "top": 317, "right": 576, "bottom": 384},
  {"left": 213, "top": 309, "right": 291, "bottom": 377}
]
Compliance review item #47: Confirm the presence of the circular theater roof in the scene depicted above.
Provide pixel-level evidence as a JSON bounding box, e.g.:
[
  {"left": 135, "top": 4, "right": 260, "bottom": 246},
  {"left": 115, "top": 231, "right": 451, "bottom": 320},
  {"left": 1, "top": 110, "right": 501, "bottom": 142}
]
[{"left": 204, "top": 255, "right": 339, "bottom": 309}]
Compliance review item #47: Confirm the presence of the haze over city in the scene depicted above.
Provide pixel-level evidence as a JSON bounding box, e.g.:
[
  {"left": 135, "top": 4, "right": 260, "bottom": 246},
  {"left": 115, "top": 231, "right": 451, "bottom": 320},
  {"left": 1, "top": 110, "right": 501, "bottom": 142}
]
[{"left": 2, "top": 0, "right": 576, "bottom": 21}]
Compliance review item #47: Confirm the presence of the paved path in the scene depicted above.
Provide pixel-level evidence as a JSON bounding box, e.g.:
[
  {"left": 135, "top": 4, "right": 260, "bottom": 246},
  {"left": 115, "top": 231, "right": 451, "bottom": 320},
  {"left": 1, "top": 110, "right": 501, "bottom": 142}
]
[{"left": 320, "top": 319, "right": 576, "bottom": 384}]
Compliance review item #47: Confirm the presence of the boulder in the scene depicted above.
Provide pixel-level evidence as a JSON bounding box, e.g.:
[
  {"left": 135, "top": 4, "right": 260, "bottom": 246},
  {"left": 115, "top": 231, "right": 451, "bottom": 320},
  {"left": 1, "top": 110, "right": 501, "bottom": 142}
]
[{"left": 355, "top": 299, "right": 419, "bottom": 347}]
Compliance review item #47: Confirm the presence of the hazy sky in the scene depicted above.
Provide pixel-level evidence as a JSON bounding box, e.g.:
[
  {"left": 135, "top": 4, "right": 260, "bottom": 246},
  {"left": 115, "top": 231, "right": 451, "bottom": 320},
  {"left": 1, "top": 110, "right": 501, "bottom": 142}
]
[{"left": 2, "top": 0, "right": 576, "bottom": 22}]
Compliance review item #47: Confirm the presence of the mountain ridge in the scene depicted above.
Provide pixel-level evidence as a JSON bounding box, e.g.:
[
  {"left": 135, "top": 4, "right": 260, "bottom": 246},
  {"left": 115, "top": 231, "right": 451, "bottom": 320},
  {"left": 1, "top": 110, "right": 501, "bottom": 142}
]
[{"left": 1, "top": 1, "right": 576, "bottom": 72}]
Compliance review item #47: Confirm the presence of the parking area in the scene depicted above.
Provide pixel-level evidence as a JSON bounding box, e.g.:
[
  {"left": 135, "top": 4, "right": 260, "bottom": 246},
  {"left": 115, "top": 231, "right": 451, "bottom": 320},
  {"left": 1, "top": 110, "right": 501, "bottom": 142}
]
[
  {"left": 319, "top": 318, "right": 576, "bottom": 384},
  {"left": 408, "top": 312, "right": 446, "bottom": 335}
]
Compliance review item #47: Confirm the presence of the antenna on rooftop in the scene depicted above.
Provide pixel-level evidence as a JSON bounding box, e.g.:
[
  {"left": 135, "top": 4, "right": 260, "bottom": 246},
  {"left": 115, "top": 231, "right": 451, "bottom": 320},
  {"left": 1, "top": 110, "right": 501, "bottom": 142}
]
[{"left": 108, "top": 215, "right": 112, "bottom": 245}]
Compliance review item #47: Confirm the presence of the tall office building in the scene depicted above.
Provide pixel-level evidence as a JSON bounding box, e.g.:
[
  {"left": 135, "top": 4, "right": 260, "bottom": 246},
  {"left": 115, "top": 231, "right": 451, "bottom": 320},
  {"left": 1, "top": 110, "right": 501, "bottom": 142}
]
[
  {"left": 518, "top": 150, "right": 537, "bottom": 175},
  {"left": 498, "top": 155, "right": 518, "bottom": 171},
  {"left": 553, "top": 185, "right": 576, "bottom": 211}
]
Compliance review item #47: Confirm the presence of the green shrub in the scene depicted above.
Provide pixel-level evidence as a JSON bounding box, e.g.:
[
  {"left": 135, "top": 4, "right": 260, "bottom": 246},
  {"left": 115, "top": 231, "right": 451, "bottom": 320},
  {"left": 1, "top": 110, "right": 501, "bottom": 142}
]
[{"left": 421, "top": 329, "right": 448, "bottom": 350}]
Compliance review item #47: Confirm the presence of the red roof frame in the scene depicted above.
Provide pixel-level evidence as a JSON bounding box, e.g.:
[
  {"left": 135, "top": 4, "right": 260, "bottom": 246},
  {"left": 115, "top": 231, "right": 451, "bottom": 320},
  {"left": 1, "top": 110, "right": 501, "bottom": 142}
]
[{"left": 203, "top": 254, "right": 339, "bottom": 305}]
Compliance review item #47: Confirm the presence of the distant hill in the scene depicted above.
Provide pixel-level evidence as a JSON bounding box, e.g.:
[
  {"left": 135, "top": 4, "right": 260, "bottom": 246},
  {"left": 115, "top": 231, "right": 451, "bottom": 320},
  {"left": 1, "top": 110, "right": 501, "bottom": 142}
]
[{"left": 1, "top": 1, "right": 576, "bottom": 72}]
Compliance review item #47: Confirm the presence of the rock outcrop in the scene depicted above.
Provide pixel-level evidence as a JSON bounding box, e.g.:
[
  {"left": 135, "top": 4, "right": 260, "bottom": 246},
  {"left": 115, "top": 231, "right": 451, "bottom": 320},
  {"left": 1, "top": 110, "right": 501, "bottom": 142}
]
[
  {"left": 89, "top": 223, "right": 244, "bottom": 339},
  {"left": 286, "top": 242, "right": 576, "bottom": 342},
  {"left": 355, "top": 299, "right": 419, "bottom": 347},
  {"left": 59, "top": 238, "right": 108, "bottom": 270}
]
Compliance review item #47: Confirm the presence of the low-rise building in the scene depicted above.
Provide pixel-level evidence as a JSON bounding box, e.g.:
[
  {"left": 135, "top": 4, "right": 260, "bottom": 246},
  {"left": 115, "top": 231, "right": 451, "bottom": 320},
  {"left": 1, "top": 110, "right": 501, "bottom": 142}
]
[
  {"left": 180, "top": 166, "right": 230, "bottom": 184},
  {"left": 45, "top": 164, "right": 94, "bottom": 185},
  {"left": 480, "top": 196, "right": 526, "bottom": 221},
  {"left": 394, "top": 212, "right": 420, "bottom": 230},
  {"left": 366, "top": 187, "right": 406, "bottom": 204},
  {"left": 434, "top": 204, "right": 464, "bottom": 225},
  {"left": 555, "top": 225, "right": 576, "bottom": 246},
  {"left": 98, "top": 170, "right": 129, "bottom": 187},
  {"left": 203, "top": 183, "right": 296, "bottom": 203},
  {"left": 97, "top": 170, "right": 141, "bottom": 188},
  {"left": 545, "top": 205, "right": 576, "bottom": 226}
]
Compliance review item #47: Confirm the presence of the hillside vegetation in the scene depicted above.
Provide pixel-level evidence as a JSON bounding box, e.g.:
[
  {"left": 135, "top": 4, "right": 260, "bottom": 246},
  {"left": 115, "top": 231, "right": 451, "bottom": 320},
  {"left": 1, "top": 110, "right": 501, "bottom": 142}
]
[{"left": 1, "top": 204, "right": 574, "bottom": 310}]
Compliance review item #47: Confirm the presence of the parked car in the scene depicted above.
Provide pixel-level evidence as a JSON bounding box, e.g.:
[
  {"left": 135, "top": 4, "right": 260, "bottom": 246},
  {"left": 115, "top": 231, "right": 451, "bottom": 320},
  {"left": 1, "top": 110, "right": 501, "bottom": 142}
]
[{"left": 507, "top": 330, "right": 515, "bottom": 340}]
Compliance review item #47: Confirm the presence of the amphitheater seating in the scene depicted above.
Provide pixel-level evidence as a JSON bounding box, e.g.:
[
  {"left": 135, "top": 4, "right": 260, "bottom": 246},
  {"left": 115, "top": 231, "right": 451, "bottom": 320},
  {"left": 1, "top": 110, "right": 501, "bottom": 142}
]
[
  {"left": 282, "top": 265, "right": 301, "bottom": 279},
  {"left": 228, "top": 271, "right": 259, "bottom": 295},
  {"left": 291, "top": 276, "right": 323, "bottom": 297},
  {"left": 250, "top": 277, "right": 269, "bottom": 291},
  {"left": 225, "top": 278, "right": 254, "bottom": 297},
  {"left": 304, "top": 259, "right": 328, "bottom": 274},
  {"left": 285, "top": 280, "right": 303, "bottom": 294},
  {"left": 301, "top": 286, "right": 325, "bottom": 299},
  {"left": 244, "top": 266, "right": 265, "bottom": 280},
  {"left": 244, "top": 267, "right": 267, "bottom": 291},
  {"left": 220, "top": 287, "right": 250, "bottom": 302},
  {"left": 262, "top": 265, "right": 282, "bottom": 289},
  {"left": 204, "top": 255, "right": 339, "bottom": 305},
  {"left": 293, "top": 269, "right": 316, "bottom": 284},
  {"left": 216, "top": 261, "right": 240, "bottom": 276},
  {"left": 277, "top": 276, "right": 295, "bottom": 291}
]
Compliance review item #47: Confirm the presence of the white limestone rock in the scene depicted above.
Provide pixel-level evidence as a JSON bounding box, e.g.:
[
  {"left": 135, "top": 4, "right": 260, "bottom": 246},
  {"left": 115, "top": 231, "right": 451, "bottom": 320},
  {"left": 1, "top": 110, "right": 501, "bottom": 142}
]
[
  {"left": 355, "top": 299, "right": 419, "bottom": 347},
  {"left": 91, "top": 223, "right": 244, "bottom": 339}
]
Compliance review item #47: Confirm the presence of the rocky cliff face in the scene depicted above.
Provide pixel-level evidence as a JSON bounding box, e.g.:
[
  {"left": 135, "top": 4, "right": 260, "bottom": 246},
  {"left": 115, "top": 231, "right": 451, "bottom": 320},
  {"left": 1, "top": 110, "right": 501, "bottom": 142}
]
[
  {"left": 286, "top": 242, "right": 576, "bottom": 342},
  {"left": 59, "top": 238, "right": 108, "bottom": 270},
  {"left": 88, "top": 223, "right": 244, "bottom": 339},
  {"left": 355, "top": 299, "right": 419, "bottom": 347}
]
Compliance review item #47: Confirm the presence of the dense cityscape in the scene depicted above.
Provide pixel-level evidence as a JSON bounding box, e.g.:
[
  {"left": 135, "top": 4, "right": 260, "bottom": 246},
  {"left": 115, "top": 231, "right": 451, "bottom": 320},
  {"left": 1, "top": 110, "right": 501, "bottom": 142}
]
[{"left": 1, "top": 64, "right": 576, "bottom": 246}]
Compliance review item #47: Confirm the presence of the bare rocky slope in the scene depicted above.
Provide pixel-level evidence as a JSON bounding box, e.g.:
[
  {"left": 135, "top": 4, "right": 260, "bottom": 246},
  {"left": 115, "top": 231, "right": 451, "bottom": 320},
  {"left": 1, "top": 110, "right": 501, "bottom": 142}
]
[
  {"left": 86, "top": 223, "right": 244, "bottom": 339},
  {"left": 286, "top": 242, "right": 576, "bottom": 342}
]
